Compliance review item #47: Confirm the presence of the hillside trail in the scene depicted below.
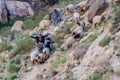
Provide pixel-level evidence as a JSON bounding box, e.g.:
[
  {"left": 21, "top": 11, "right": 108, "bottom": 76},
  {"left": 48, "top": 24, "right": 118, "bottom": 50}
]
[
  {"left": 21, "top": 52, "right": 55, "bottom": 80},
  {"left": 21, "top": 12, "right": 72, "bottom": 80}
]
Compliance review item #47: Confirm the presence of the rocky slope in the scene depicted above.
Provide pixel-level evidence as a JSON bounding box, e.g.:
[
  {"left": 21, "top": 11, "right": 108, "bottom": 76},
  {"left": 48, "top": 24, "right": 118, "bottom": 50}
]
[{"left": 0, "top": 0, "right": 120, "bottom": 80}]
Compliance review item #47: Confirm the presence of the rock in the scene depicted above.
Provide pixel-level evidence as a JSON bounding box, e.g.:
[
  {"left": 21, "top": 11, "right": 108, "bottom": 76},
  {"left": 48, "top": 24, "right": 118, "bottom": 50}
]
[
  {"left": 47, "top": 70, "right": 59, "bottom": 78},
  {"left": 116, "top": 31, "right": 120, "bottom": 36},
  {"left": 38, "top": 20, "right": 51, "bottom": 30},
  {"left": 51, "top": 70, "right": 59, "bottom": 77},
  {"left": 0, "top": 1, "right": 34, "bottom": 22},
  {"left": 6, "top": 1, "right": 34, "bottom": 17},
  {"left": 0, "top": 1, "right": 8, "bottom": 23},
  {"left": 72, "top": 44, "right": 88, "bottom": 60},
  {"left": 11, "top": 21, "right": 24, "bottom": 32},
  {"left": 34, "top": 74, "right": 43, "bottom": 80},
  {"left": 87, "top": 0, "right": 108, "bottom": 23}
]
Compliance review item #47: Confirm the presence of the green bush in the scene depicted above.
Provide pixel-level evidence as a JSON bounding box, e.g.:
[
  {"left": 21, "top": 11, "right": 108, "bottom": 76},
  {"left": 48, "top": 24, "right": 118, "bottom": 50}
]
[
  {"left": 10, "top": 58, "right": 21, "bottom": 65},
  {"left": 0, "top": 27, "right": 14, "bottom": 37},
  {"left": 99, "top": 36, "right": 111, "bottom": 47},
  {"left": 0, "top": 41, "right": 10, "bottom": 52},
  {"left": 86, "top": 73, "right": 102, "bottom": 80},
  {"left": 7, "top": 64, "right": 21, "bottom": 73},
  {"left": 83, "top": 32, "right": 99, "bottom": 44},
  {"left": 0, "top": 76, "right": 3, "bottom": 79},
  {"left": 58, "top": 0, "right": 80, "bottom": 7},
  {"left": 8, "top": 74, "right": 18, "bottom": 80},
  {"left": 9, "top": 31, "right": 34, "bottom": 58},
  {"left": 24, "top": 19, "right": 36, "bottom": 30},
  {"left": 50, "top": 55, "right": 66, "bottom": 69},
  {"left": 0, "top": 56, "right": 6, "bottom": 63},
  {"left": 24, "top": 12, "right": 45, "bottom": 30}
]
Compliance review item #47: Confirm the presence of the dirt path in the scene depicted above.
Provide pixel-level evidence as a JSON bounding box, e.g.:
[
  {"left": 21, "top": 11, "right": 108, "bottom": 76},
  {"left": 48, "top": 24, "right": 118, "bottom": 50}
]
[{"left": 22, "top": 65, "right": 42, "bottom": 80}]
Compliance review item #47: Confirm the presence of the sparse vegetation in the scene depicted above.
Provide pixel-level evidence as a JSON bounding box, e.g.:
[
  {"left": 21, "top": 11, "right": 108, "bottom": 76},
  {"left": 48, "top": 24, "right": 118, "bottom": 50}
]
[
  {"left": 24, "top": 12, "right": 45, "bottom": 30},
  {"left": 0, "top": 26, "right": 15, "bottom": 37},
  {"left": 9, "top": 31, "right": 33, "bottom": 58},
  {"left": 58, "top": 0, "right": 80, "bottom": 7},
  {"left": 7, "top": 64, "right": 21, "bottom": 73},
  {"left": 115, "top": 68, "right": 120, "bottom": 75},
  {"left": 99, "top": 36, "right": 111, "bottom": 47},
  {"left": 83, "top": 32, "right": 99, "bottom": 44},
  {"left": 0, "top": 56, "right": 6, "bottom": 63},
  {"left": 0, "top": 16, "right": 25, "bottom": 29},
  {"left": 0, "top": 41, "right": 11, "bottom": 52},
  {"left": 50, "top": 55, "right": 66, "bottom": 69},
  {"left": 86, "top": 73, "right": 102, "bottom": 80},
  {"left": 8, "top": 74, "right": 18, "bottom": 80},
  {"left": 0, "top": 0, "right": 119, "bottom": 80}
]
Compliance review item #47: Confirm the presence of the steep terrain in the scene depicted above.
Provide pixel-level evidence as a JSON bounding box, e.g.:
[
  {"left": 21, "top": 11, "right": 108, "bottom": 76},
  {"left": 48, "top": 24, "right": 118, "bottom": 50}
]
[{"left": 0, "top": 0, "right": 120, "bottom": 80}]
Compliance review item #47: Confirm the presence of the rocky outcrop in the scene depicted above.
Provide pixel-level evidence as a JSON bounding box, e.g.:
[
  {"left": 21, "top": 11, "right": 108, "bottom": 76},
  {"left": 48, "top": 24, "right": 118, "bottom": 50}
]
[
  {"left": 7, "top": 1, "right": 34, "bottom": 17},
  {"left": 0, "top": 1, "right": 34, "bottom": 23},
  {"left": 0, "top": 0, "right": 8, "bottom": 23},
  {"left": 87, "top": 0, "right": 109, "bottom": 23},
  {"left": 72, "top": 31, "right": 112, "bottom": 80}
]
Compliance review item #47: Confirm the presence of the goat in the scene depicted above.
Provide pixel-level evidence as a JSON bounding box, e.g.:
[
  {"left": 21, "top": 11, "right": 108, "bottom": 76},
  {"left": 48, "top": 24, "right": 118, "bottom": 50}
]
[
  {"left": 26, "top": 47, "right": 40, "bottom": 64},
  {"left": 65, "top": 4, "right": 76, "bottom": 14},
  {"left": 76, "top": 0, "right": 88, "bottom": 13},
  {"left": 66, "top": 36, "right": 75, "bottom": 49},
  {"left": 43, "top": 47, "right": 50, "bottom": 60},
  {"left": 72, "top": 26, "right": 84, "bottom": 38}
]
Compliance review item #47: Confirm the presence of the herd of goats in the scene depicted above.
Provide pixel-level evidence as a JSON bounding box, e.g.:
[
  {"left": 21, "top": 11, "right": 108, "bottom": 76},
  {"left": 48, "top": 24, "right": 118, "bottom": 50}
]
[{"left": 26, "top": 0, "right": 111, "bottom": 64}]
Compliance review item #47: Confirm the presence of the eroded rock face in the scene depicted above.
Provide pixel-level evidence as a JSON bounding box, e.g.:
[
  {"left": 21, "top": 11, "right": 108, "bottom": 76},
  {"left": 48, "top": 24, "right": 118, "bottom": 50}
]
[
  {"left": 0, "top": 1, "right": 34, "bottom": 23},
  {"left": 87, "top": 0, "right": 109, "bottom": 23},
  {"left": 6, "top": 1, "right": 34, "bottom": 17},
  {"left": 0, "top": 1, "right": 8, "bottom": 23}
]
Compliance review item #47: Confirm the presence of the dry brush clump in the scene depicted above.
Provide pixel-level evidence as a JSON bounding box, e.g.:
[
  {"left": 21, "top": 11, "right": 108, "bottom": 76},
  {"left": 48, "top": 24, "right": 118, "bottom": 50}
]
[
  {"left": 94, "top": 54, "right": 110, "bottom": 67},
  {"left": 50, "top": 55, "right": 66, "bottom": 69},
  {"left": 99, "top": 35, "right": 111, "bottom": 47},
  {"left": 9, "top": 31, "right": 34, "bottom": 59}
]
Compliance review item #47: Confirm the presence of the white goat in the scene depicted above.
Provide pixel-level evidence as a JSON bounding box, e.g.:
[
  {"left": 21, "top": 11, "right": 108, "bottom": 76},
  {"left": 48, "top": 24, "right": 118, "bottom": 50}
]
[
  {"left": 73, "top": 12, "right": 80, "bottom": 23},
  {"left": 66, "top": 36, "right": 75, "bottom": 49},
  {"left": 36, "top": 53, "right": 44, "bottom": 63},
  {"left": 27, "top": 47, "right": 40, "bottom": 64},
  {"left": 76, "top": 0, "right": 88, "bottom": 12},
  {"left": 43, "top": 47, "right": 50, "bottom": 60},
  {"left": 72, "top": 26, "right": 84, "bottom": 38},
  {"left": 65, "top": 4, "right": 76, "bottom": 14},
  {"left": 92, "top": 15, "right": 105, "bottom": 27},
  {"left": 54, "top": 27, "right": 60, "bottom": 33}
]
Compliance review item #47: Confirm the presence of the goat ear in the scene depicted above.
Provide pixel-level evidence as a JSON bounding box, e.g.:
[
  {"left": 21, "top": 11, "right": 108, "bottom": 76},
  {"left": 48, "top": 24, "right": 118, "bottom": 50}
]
[
  {"left": 26, "top": 56, "right": 30, "bottom": 59},
  {"left": 38, "top": 56, "right": 41, "bottom": 59}
]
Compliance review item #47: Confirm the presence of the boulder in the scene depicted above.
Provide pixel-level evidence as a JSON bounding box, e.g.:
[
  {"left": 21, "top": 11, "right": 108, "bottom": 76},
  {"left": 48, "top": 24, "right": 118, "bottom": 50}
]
[
  {"left": 72, "top": 44, "right": 88, "bottom": 60},
  {"left": 0, "top": 1, "right": 34, "bottom": 23},
  {"left": 6, "top": 1, "right": 34, "bottom": 17},
  {"left": 87, "top": 0, "right": 108, "bottom": 23},
  {"left": 11, "top": 21, "right": 24, "bottom": 32},
  {"left": 0, "top": 1, "right": 8, "bottom": 23}
]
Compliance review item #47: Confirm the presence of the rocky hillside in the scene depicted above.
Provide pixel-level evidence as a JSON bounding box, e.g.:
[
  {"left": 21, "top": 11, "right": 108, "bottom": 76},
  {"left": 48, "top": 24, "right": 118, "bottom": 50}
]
[{"left": 0, "top": 0, "right": 120, "bottom": 80}]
